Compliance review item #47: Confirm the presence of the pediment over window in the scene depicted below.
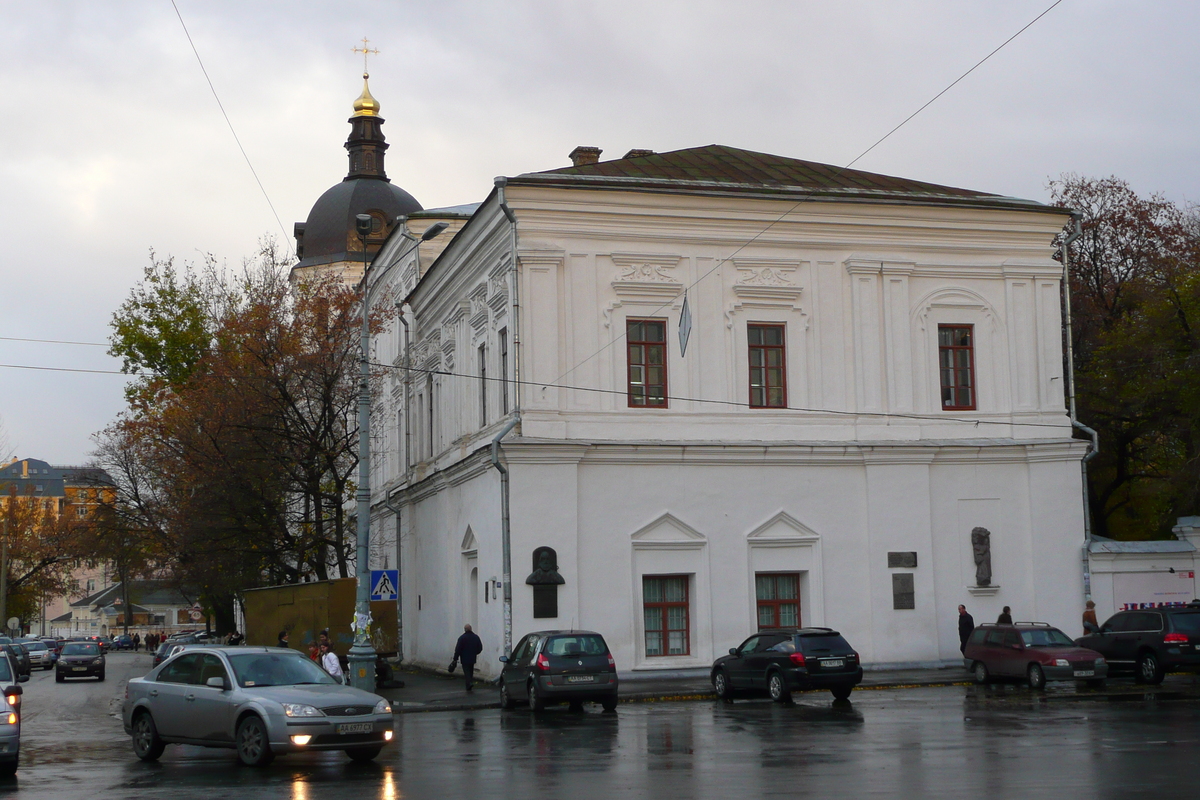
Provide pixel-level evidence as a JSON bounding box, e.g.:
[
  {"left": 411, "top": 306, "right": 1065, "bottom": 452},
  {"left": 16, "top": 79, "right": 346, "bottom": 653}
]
[
  {"left": 461, "top": 526, "right": 478, "bottom": 555},
  {"left": 630, "top": 513, "right": 706, "bottom": 550},
  {"left": 746, "top": 511, "right": 819, "bottom": 546}
]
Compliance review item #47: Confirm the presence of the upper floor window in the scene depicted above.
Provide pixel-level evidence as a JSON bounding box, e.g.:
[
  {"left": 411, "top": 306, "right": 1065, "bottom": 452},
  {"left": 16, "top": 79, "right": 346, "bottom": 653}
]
[
  {"left": 627, "top": 319, "right": 668, "bottom": 408},
  {"left": 748, "top": 324, "right": 787, "bottom": 408},
  {"left": 938, "top": 325, "right": 976, "bottom": 410},
  {"left": 499, "top": 328, "right": 509, "bottom": 415},
  {"left": 478, "top": 344, "right": 488, "bottom": 427}
]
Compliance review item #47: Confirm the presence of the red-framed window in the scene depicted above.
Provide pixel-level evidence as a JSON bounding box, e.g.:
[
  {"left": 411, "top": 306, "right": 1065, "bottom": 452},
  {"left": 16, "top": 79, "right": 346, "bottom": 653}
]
[
  {"left": 756, "top": 573, "right": 800, "bottom": 629},
  {"left": 938, "top": 325, "right": 976, "bottom": 410},
  {"left": 643, "top": 575, "right": 689, "bottom": 656},
  {"left": 627, "top": 319, "right": 668, "bottom": 408},
  {"left": 748, "top": 324, "right": 787, "bottom": 408}
]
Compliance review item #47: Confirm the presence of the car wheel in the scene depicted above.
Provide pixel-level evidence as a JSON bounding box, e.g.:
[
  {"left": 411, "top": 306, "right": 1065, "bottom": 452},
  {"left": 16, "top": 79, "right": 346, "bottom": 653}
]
[
  {"left": 1137, "top": 651, "right": 1165, "bottom": 685},
  {"left": 1027, "top": 664, "right": 1046, "bottom": 691},
  {"left": 97, "top": 671, "right": 105, "bottom": 682},
  {"left": 831, "top": 685, "right": 854, "bottom": 702},
  {"left": 55, "top": 673, "right": 63, "bottom": 683},
  {"left": 132, "top": 712, "right": 166, "bottom": 762},
  {"left": 345, "top": 746, "right": 383, "bottom": 763},
  {"left": 601, "top": 695, "right": 618, "bottom": 713},
  {"left": 712, "top": 669, "right": 734, "bottom": 701},
  {"left": 972, "top": 661, "right": 990, "bottom": 684},
  {"left": 0, "top": 760, "right": 15, "bottom": 777},
  {"left": 528, "top": 680, "right": 545, "bottom": 712},
  {"left": 236, "top": 715, "right": 275, "bottom": 767},
  {"left": 499, "top": 679, "right": 516, "bottom": 710},
  {"left": 767, "top": 672, "right": 791, "bottom": 704}
]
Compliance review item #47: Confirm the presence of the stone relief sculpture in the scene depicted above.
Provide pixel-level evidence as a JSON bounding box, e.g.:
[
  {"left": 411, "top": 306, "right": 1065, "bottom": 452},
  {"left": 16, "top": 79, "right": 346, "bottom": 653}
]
[
  {"left": 526, "top": 546, "right": 565, "bottom": 618},
  {"left": 971, "top": 527, "right": 992, "bottom": 586}
]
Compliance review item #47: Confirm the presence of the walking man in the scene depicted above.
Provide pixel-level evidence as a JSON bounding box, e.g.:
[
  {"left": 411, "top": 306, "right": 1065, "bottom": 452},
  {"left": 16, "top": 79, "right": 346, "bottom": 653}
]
[
  {"left": 453, "top": 624, "right": 483, "bottom": 692},
  {"left": 132, "top": 632, "right": 141, "bottom": 651},
  {"left": 958, "top": 604, "right": 975, "bottom": 652}
]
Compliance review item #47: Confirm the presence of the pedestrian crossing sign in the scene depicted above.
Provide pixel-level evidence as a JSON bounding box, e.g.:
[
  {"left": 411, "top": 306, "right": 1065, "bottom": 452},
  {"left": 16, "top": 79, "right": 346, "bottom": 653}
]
[{"left": 370, "top": 569, "right": 399, "bottom": 601}]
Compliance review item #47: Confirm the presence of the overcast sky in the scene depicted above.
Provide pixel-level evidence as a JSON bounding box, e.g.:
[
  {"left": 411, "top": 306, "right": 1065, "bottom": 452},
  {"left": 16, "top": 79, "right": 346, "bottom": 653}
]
[{"left": 1, "top": 0, "right": 1197, "bottom": 464}]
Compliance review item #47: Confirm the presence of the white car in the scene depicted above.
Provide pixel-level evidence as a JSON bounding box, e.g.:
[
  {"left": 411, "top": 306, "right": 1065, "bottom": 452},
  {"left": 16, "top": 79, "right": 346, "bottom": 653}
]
[{"left": 20, "top": 641, "right": 52, "bottom": 671}]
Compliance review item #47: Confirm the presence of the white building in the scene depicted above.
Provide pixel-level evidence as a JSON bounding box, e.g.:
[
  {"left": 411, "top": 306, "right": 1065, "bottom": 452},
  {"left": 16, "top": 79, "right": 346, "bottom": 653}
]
[{"left": 366, "top": 143, "right": 1085, "bottom": 676}]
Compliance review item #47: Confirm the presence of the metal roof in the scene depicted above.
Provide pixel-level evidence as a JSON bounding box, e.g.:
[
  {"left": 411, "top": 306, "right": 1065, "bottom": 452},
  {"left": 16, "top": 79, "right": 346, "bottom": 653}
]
[
  {"left": 1088, "top": 535, "right": 1196, "bottom": 554},
  {"left": 514, "top": 144, "right": 1059, "bottom": 213}
]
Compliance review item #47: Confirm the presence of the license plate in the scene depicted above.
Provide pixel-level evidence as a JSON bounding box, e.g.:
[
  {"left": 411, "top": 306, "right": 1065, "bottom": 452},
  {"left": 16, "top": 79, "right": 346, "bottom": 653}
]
[
  {"left": 1074, "top": 670, "right": 1094, "bottom": 677},
  {"left": 72, "top": 667, "right": 87, "bottom": 672},
  {"left": 337, "top": 723, "right": 373, "bottom": 735},
  {"left": 566, "top": 675, "right": 595, "bottom": 683},
  {"left": 823, "top": 659, "right": 845, "bottom": 669}
]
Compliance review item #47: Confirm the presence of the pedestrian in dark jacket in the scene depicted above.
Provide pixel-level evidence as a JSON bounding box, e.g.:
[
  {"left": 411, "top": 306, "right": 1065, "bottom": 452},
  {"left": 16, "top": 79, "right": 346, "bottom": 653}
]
[
  {"left": 453, "top": 624, "right": 484, "bottom": 691},
  {"left": 997, "top": 606, "right": 1013, "bottom": 625},
  {"left": 277, "top": 630, "right": 290, "bottom": 649},
  {"left": 132, "top": 632, "right": 141, "bottom": 651},
  {"left": 958, "top": 605, "right": 975, "bottom": 652}
]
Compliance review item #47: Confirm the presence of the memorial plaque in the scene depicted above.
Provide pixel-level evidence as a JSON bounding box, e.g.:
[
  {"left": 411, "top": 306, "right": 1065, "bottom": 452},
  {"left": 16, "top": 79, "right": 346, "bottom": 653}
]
[
  {"left": 532, "top": 584, "right": 558, "bottom": 618},
  {"left": 887, "top": 551, "right": 918, "bottom": 569},
  {"left": 892, "top": 573, "right": 915, "bottom": 610}
]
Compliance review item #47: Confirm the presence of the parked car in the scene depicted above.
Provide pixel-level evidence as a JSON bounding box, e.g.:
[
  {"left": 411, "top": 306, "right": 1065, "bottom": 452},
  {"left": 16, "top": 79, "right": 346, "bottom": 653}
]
[
  {"left": 0, "top": 651, "right": 27, "bottom": 719},
  {"left": 56, "top": 641, "right": 105, "bottom": 682},
  {"left": 20, "top": 641, "right": 52, "bottom": 671},
  {"left": 711, "top": 627, "right": 863, "bottom": 702},
  {"left": 110, "top": 635, "right": 134, "bottom": 651},
  {"left": 153, "top": 641, "right": 211, "bottom": 668},
  {"left": 964, "top": 622, "right": 1107, "bottom": 689},
  {"left": 1076, "top": 601, "right": 1200, "bottom": 684},
  {"left": 123, "top": 646, "right": 394, "bottom": 766},
  {"left": 0, "top": 693, "right": 18, "bottom": 776},
  {"left": 0, "top": 647, "right": 29, "bottom": 681},
  {"left": 39, "top": 639, "right": 59, "bottom": 665},
  {"left": 498, "top": 630, "right": 618, "bottom": 712}
]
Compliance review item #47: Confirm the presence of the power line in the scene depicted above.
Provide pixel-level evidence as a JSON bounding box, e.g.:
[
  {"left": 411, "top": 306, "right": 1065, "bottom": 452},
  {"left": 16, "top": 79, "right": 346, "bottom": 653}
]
[
  {"left": 0, "top": 363, "right": 135, "bottom": 376},
  {"left": 169, "top": 0, "right": 296, "bottom": 261},
  {"left": 0, "top": 336, "right": 108, "bottom": 347},
  {"left": 552, "top": 0, "right": 1066, "bottom": 386}
]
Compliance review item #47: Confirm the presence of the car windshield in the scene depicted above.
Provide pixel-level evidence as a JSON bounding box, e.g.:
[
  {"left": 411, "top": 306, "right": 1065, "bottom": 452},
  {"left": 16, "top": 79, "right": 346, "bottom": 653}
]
[
  {"left": 1172, "top": 613, "right": 1200, "bottom": 634},
  {"left": 62, "top": 643, "right": 100, "bottom": 656},
  {"left": 544, "top": 635, "right": 608, "bottom": 657},
  {"left": 1020, "top": 628, "right": 1074, "bottom": 647},
  {"left": 228, "top": 652, "right": 338, "bottom": 688},
  {"left": 24, "top": 642, "right": 46, "bottom": 652}
]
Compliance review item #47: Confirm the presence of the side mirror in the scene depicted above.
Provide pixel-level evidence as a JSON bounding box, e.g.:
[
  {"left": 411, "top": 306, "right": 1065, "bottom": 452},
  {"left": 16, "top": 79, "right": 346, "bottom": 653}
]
[
  {"left": 206, "top": 676, "right": 229, "bottom": 690},
  {"left": 498, "top": 656, "right": 509, "bottom": 663},
  {"left": 17, "top": 675, "right": 28, "bottom": 683},
  {"left": 729, "top": 648, "right": 738, "bottom": 656},
  {"left": 6, "top": 686, "right": 21, "bottom": 696},
  {"left": 1100, "top": 626, "right": 1110, "bottom": 634}
]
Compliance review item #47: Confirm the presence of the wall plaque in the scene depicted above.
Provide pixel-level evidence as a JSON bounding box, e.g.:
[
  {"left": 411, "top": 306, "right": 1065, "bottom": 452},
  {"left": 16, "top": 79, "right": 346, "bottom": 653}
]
[
  {"left": 892, "top": 573, "right": 915, "bottom": 610},
  {"left": 887, "top": 551, "right": 918, "bottom": 569}
]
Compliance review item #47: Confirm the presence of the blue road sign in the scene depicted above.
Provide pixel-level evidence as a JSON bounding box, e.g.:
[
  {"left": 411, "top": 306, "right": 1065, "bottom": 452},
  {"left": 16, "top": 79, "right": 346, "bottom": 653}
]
[{"left": 370, "top": 569, "right": 399, "bottom": 601}]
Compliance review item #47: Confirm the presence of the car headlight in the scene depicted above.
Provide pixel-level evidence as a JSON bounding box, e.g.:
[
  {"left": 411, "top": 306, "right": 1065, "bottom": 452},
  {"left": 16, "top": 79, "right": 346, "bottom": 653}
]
[
  {"left": 282, "top": 703, "right": 324, "bottom": 718},
  {"left": 1095, "top": 657, "right": 1106, "bottom": 665},
  {"left": 1054, "top": 659, "right": 1070, "bottom": 667},
  {"left": 373, "top": 699, "right": 392, "bottom": 715},
  {"left": 93, "top": 658, "right": 104, "bottom": 665}
]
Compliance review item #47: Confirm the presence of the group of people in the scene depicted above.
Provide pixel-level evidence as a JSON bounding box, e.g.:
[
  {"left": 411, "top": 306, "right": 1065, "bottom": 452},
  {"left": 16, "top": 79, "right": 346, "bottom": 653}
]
[
  {"left": 275, "top": 629, "right": 345, "bottom": 683},
  {"left": 126, "top": 632, "right": 167, "bottom": 652},
  {"left": 957, "top": 600, "right": 1102, "bottom": 651}
]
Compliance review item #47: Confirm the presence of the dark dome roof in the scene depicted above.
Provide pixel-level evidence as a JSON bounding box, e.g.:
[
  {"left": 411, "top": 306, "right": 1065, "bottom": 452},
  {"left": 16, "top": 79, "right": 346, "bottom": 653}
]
[{"left": 294, "top": 178, "right": 422, "bottom": 269}]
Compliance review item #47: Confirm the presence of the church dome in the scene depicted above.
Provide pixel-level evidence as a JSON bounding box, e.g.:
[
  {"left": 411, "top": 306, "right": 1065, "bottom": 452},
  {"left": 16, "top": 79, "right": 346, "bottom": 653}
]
[{"left": 293, "top": 74, "right": 422, "bottom": 271}]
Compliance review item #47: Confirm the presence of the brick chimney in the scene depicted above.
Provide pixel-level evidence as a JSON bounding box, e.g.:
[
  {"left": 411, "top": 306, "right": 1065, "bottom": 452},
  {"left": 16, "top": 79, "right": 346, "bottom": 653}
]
[
  {"left": 568, "top": 146, "right": 602, "bottom": 167},
  {"left": 623, "top": 149, "right": 654, "bottom": 159}
]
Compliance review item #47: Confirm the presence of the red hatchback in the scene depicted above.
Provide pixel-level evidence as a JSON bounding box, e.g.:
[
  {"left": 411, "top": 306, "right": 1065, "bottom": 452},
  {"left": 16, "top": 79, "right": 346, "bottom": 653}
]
[{"left": 963, "top": 623, "right": 1108, "bottom": 690}]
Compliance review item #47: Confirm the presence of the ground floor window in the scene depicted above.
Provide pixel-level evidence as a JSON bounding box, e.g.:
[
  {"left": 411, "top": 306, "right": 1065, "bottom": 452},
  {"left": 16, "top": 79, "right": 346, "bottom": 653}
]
[
  {"left": 643, "top": 575, "right": 689, "bottom": 656},
  {"left": 756, "top": 572, "right": 800, "bottom": 628}
]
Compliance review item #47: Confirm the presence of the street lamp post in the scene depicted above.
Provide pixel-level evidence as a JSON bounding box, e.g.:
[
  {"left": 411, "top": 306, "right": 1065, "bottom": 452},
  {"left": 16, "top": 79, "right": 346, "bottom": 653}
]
[{"left": 347, "top": 214, "right": 447, "bottom": 691}]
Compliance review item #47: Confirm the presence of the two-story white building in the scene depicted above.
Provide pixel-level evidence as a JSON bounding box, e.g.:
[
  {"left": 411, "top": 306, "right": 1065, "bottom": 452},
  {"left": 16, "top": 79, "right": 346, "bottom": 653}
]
[{"left": 366, "top": 144, "right": 1084, "bottom": 676}]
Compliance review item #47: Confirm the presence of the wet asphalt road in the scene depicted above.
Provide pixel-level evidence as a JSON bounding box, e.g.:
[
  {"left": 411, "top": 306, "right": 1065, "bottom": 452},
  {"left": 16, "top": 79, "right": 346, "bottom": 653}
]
[{"left": 4, "top": 652, "right": 1200, "bottom": 799}]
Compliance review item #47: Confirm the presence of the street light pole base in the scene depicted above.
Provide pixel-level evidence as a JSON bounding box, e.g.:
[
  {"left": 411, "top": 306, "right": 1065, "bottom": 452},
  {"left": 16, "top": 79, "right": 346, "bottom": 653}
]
[{"left": 347, "top": 645, "right": 377, "bottom": 692}]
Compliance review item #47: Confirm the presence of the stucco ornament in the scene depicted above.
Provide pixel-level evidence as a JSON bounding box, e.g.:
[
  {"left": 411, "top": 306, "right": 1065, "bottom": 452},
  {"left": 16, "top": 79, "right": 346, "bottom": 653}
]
[
  {"left": 526, "top": 546, "right": 566, "bottom": 585},
  {"left": 971, "top": 527, "right": 992, "bottom": 587}
]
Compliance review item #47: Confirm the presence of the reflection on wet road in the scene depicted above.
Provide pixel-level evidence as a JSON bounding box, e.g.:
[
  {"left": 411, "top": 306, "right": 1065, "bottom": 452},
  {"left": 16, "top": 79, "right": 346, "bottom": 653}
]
[{"left": 5, "top": 659, "right": 1200, "bottom": 799}]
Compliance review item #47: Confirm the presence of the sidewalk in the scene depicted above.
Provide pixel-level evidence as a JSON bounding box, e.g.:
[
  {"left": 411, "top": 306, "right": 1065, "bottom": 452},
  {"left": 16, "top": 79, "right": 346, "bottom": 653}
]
[{"left": 380, "top": 663, "right": 973, "bottom": 714}]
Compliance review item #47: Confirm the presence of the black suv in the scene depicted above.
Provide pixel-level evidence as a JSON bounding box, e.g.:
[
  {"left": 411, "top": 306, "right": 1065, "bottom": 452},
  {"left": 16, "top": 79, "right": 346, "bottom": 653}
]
[
  {"left": 1076, "top": 601, "right": 1200, "bottom": 684},
  {"left": 711, "top": 628, "right": 863, "bottom": 702}
]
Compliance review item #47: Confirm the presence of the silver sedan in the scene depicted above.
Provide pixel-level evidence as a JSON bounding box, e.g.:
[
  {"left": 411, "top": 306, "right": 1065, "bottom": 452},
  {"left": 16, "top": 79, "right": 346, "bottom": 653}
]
[{"left": 122, "top": 645, "right": 393, "bottom": 766}]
